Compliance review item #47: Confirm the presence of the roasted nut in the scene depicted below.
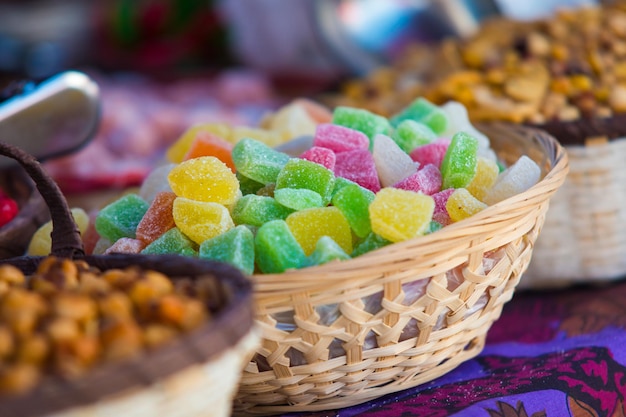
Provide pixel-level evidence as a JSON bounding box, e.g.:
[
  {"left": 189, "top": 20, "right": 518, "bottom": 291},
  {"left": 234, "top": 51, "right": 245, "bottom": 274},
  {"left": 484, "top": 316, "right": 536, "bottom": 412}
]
[
  {"left": 100, "top": 319, "right": 143, "bottom": 361},
  {"left": 143, "top": 324, "right": 179, "bottom": 349},
  {"left": 14, "top": 334, "right": 49, "bottom": 365},
  {"left": 0, "top": 364, "right": 40, "bottom": 394},
  {"left": 0, "top": 265, "right": 25, "bottom": 285},
  {"left": 98, "top": 291, "right": 133, "bottom": 319}
]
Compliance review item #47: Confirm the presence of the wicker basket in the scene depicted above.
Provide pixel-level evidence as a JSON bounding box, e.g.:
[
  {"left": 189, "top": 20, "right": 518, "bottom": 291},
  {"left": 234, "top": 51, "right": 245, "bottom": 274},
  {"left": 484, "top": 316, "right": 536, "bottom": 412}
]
[
  {"left": 0, "top": 141, "right": 259, "bottom": 417},
  {"left": 0, "top": 166, "right": 48, "bottom": 258},
  {"left": 233, "top": 123, "right": 568, "bottom": 415}
]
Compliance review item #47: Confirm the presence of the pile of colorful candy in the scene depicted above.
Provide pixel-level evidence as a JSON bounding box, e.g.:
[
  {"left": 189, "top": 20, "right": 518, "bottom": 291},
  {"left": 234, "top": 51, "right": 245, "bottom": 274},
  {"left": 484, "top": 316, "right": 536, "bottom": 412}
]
[{"left": 30, "top": 98, "right": 542, "bottom": 275}]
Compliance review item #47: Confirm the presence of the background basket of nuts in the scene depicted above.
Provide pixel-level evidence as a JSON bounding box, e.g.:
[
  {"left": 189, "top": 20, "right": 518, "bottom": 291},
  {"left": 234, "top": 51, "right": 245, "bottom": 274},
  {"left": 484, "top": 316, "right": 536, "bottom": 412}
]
[
  {"left": 0, "top": 141, "right": 259, "bottom": 417},
  {"left": 327, "top": 2, "right": 626, "bottom": 288}
]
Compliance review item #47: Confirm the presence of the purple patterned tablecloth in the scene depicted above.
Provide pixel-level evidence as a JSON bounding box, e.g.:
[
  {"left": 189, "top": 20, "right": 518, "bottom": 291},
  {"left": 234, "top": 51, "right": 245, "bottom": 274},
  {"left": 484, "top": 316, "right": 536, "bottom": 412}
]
[{"left": 279, "top": 279, "right": 626, "bottom": 417}]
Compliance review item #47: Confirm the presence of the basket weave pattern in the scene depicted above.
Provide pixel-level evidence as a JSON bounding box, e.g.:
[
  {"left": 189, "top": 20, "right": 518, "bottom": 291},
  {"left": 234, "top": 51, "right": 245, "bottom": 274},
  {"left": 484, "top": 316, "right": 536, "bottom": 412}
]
[
  {"left": 233, "top": 124, "right": 569, "bottom": 415},
  {"left": 522, "top": 137, "right": 626, "bottom": 287}
]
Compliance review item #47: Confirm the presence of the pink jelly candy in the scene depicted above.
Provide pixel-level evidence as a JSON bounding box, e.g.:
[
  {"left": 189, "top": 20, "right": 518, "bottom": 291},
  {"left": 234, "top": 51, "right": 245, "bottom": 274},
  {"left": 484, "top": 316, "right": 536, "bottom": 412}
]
[
  {"left": 432, "top": 188, "right": 455, "bottom": 226},
  {"left": 136, "top": 191, "right": 176, "bottom": 243},
  {"left": 104, "top": 237, "right": 146, "bottom": 254},
  {"left": 313, "top": 123, "right": 370, "bottom": 153},
  {"left": 410, "top": 138, "right": 451, "bottom": 168},
  {"left": 394, "top": 164, "right": 442, "bottom": 195},
  {"left": 300, "top": 146, "right": 336, "bottom": 171},
  {"left": 334, "top": 149, "right": 381, "bottom": 193}
]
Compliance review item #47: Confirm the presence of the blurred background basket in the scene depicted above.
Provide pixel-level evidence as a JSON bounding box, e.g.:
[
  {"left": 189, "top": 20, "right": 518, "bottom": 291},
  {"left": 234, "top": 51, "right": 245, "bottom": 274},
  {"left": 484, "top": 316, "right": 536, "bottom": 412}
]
[
  {"left": 233, "top": 123, "right": 569, "bottom": 415},
  {"left": 0, "top": 141, "right": 259, "bottom": 417}
]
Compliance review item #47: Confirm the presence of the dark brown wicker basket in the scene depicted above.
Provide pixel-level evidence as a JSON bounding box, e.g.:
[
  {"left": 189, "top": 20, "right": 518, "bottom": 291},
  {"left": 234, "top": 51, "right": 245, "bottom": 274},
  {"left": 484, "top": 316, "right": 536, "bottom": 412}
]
[{"left": 0, "top": 141, "right": 258, "bottom": 417}]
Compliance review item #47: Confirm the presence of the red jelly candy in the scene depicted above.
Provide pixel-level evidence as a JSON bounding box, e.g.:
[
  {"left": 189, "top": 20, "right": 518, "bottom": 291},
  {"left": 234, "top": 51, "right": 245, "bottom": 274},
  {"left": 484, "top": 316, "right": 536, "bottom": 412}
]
[{"left": 0, "top": 196, "right": 18, "bottom": 227}]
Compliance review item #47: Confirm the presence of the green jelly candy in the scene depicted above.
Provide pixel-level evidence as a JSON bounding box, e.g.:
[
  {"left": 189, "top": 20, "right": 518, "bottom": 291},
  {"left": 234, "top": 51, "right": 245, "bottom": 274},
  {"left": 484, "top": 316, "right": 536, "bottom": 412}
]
[
  {"left": 275, "top": 158, "right": 335, "bottom": 205},
  {"left": 141, "top": 227, "right": 197, "bottom": 256},
  {"left": 332, "top": 106, "right": 391, "bottom": 145},
  {"left": 237, "top": 172, "right": 264, "bottom": 196},
  {"left": 232, "top": 138, "right": 290, "bottom": 185},
  {"left": 352, "top": 233, "right": 391, "bottom": 257},
  {"left": 199, "top": 225, "right": 255, "bottom": 275},
  {"left": 392, "top": 120, "right": 437, "bottom": 153},
  {"left": 308, "top": 236, "right": 351, "bottom": 267},
  {"left": 425, "top": 220, "right": 443, "bottom": 234},
  {"left": 95, "top": 193, "right": 149, "bottom": 242},
  {"left": 232, "top": 194, "right": 293, "bottom": 227},
  {"left": 255, "top": 220, "right": 307, "bottom": 274},
  {"left": 331, "top": 183, "right": 375, "bottom": 238},
  {"left": 440, "top": 131, "right": 479, "bottom": 189},
  {"left": 390, "top": 97, "right": 449, "bottom": 135},
  {"left": 274, "top": 188, "right": 324, "bottom": 211},
  {"left": 331, "top": 177, "right": 358, "bottom": 198}
]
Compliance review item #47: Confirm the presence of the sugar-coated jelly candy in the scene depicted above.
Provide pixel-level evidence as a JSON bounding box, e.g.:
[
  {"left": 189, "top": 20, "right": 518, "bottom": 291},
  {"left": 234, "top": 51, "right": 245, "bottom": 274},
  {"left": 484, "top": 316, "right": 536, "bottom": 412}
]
[
  {"left": 467, "top": 157, "right": 500, "bottom": 202},
  {"left": 369, "top": 188, "right": 435, "bottom": 242},
  {"left": 255, "top": 220, "right": 307, "bottom": 273},
  {"left": 351, "top": 233, "right": 391, "bottom": 257},
  {"left": 231, "top": 126, "right": 286, "bottom": 148},
  {"left": 199, "top": 225, "right": 255, "bottom": 275},
  {"left": 28, "top": 208, "right": 89, "bottom": 256},
  {"left": 332, "top": 106, "right": 391, "bottom": 144},
  {"left": 432, "top": 188, "right": 455, "bottom": 226},
  {"left": 286, "top": 207, "right": 353, "bottom": 256},
  {"left": 334, "top": 149, "right": 381, "bottom": 193},
  {"left": 331, "top": 183, "right": 375, "bottom": 238},
  {"left": 237, "top": 172, "right": 264, "bottom": 196},
  {"left": 484, "top": 155, "right": 541, "bottom": 205},
  {"left": 274, "top": 188, "right": 324, "bottom": 211},
  {"left": 136, "top": 191, "right": 176, "bottom": 243},
  {"left": 105, "top": 238, "right": 146, "bottom": 255},
  {"left": 313, "top": 123, "right": 369, "bottom": 153},
  {"left": 172, "top": 197, "right": 234, "bottom": 244},
  {"left": 139, "top": 163, "right": 175, "bottom": 204},
  {"left": 95, "top": 194, "right": 149, "bottom": 242},
  {"left": 261, "top": 100, "right": 318, "bottom": 139},
  {"left": 232, "top": 138, "right": 290, "bottom": 185},
  {"left": 231, "top": 194, "right": 292, "bottom": 227},
  {"left": 392, "top": 120, "right": 437, "bottom": 153},
  {"left": 410, "top": 138, "right": 450, "bottom": 168},
  {"left": 426, "top": 220, "right": 444, "bottom": 234},
  {"left": 440, "top": 132, "right": 479, "bottom": 190},
  {"left": 168, "top": 156, "right": 240, "bottom": 205},
  {"left": 275, "top": 158, "right": 335, "bottom": 205},
  {"left": 141, "top": 227, "right": 197, "bottom": 256},
  {"left": 394, "top": 164, "right": 442, "bottom": 196},
  {"left": 446, "top": 188, "right": 488, "bottom": 222},
  {"left": 390, "top": 97, "right": 449, "bottom": 134},
  {"left": 372, "top": 133, "right": 418, "bottom": 187},
  {"left": 166, "top": 123, "right": 232, "bottom": 163},
  {"left": 308, "top": 236, "right": 351, "bottom": 267},
  {"left": 183, "top": 131, "right": 235, "bottom": 172},
  {"left": 440, "top": 101, "right": 490, "bottom": 149},
  {"left": 300, "top": 146, "right": 336, "bottom": 171}
]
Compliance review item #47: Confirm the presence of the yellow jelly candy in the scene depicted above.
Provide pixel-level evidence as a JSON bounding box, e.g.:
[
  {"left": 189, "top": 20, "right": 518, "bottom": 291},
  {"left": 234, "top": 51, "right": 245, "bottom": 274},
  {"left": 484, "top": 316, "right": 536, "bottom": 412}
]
[
  {"left": 172, "top": 197, "right": 234, "bottom": 245},
  {"left": 369, "top": 188, "right": 434, "bottom": 243},
  {"left": 168, "top": 156, "right": 240, "bottom": 205},
  {"left": 446, "top": 188, "right": 488, "bottom": 222},
  {"left": 166, "top": 123, "right": 232, "bottom": 163},
  {"left": 27, "top": 208, "right": 90, "bottom": 256},
  {"left": 261, "top": 101, "right": 318, "bottom": 139},
  {"left": 231, "top": 126, "right": 285, "bottom": 147},
  {"left": 285, "top": 207, "right": 352, "bottom": 256},
  {"left": 466, "top": 157, "right": 499, "bottom": 202}
]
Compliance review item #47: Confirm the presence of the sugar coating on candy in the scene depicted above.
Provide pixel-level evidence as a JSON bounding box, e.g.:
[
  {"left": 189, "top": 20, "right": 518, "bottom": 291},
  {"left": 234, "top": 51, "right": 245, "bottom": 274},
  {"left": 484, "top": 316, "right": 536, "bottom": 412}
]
[
  {"left": 299, "top": 146, "right": 336, "bottom": 171},
  {"left": 231, "top": 126, "right": 284, "bottom": 147},
  {"left": 168, "top": 156, "right": 240, "bottom": 205},
  {"left": 166, "top": 123, "right": 232, "bottom": 163},
  {"left": 172, "top": 197, "right": 234, "bottom": 244},
  {"left": 199, "top": 225, "right": 255, "bottom": 275},
  {"left": 274, "top": 188, "right": 324, "bottom": 211},
  {"left": 331, "top": 183, "right": 375, "bottom": 238},
  {"left": 141, "top": 227, "right": 197, "bottom": 256},
  {"left": 28, "top": 208, "right": 89, "bottom": 256},
  {"left": 261, "top": 100, "right": 318, "bottom": 139},
  {"left": 440, "top": 132, "right": 479, "bottom": 190},
  {"left": 440, "top": 101, "right": 490, "bottom": 149},
  {"left": 183, "top": 131, "right": 235, "bottom": 172},
  {"left": 467, "top": 157, "right": 500, "bottom": 202},
  {"left": 426, "top": 221, "right": 444, "bottom": 234},
  {"left": 237, "top": 172, "right": 264, "bottom": 196},
  {"left": 390, "top": 97, "right": 449, "bottom": 134},
  {"left": 410, "top": 138, "right": 450, "bottom": 168},
  {"left": 332, "top": 106, "right": 391, "bottom": 143},
  {"left": 312, "top": 123, "right": 370, "bottom": 153},
  {"left": 136, "top": 191, "right": 176, "bottom": 243},
  {"left": 352, "top": 233, "right": 391, "bottom": 257},
  {"left": 483, "top": 155, "right": 541, "bottom": 205},
  {"left": 139, "top": 163, "right": 175, "bottom": 204},
  {"left": 334, "top": 149, "right": 381, "bottom": 193},
  {"left": 446, "top": 188, "right": 488, "bottom": 222},
  {"left": 105, "top": 238, "right": 146, "bottom": 255},
  {"left": 393, "top": 164, "right": 442, "bottom": 196},
  {"left": 255, "top": 220, "right": 307, "bottom": 273},
  {"left": 369, "top": 188, "right": 435, "bottom": 242},
  {"left": 372, "top": 133, "right": 418, "bottom": 187},
  {"left": 231, "top": 194, "right": 293, "bottom": 227},
  {"left": 275, "top": 158, "right": 336, "bottom": 205},
  {"left": 432, "top": 188, "right": 455, "bottom": 226},
  {"left": 232, "top": 138, "right": 290, "bottom": 185},
  {"left": 286, "top": 207, "right": 353, "bottom": 256},
  {"left": 308, "top": 236, "right": 351, "bottom": 267},
  {"left": 392, "top": 120, "right": 437, "bottom": 153},
  {"left": 95, "top": 194, "right": 149, "bottom": 242}
]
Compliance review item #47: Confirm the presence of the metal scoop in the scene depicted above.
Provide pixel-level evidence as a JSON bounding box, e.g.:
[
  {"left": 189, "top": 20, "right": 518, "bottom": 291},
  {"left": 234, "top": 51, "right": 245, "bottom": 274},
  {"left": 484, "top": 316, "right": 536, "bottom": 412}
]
[{"left": 0, "top": 70, "right": 100, "bottom": 168}]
